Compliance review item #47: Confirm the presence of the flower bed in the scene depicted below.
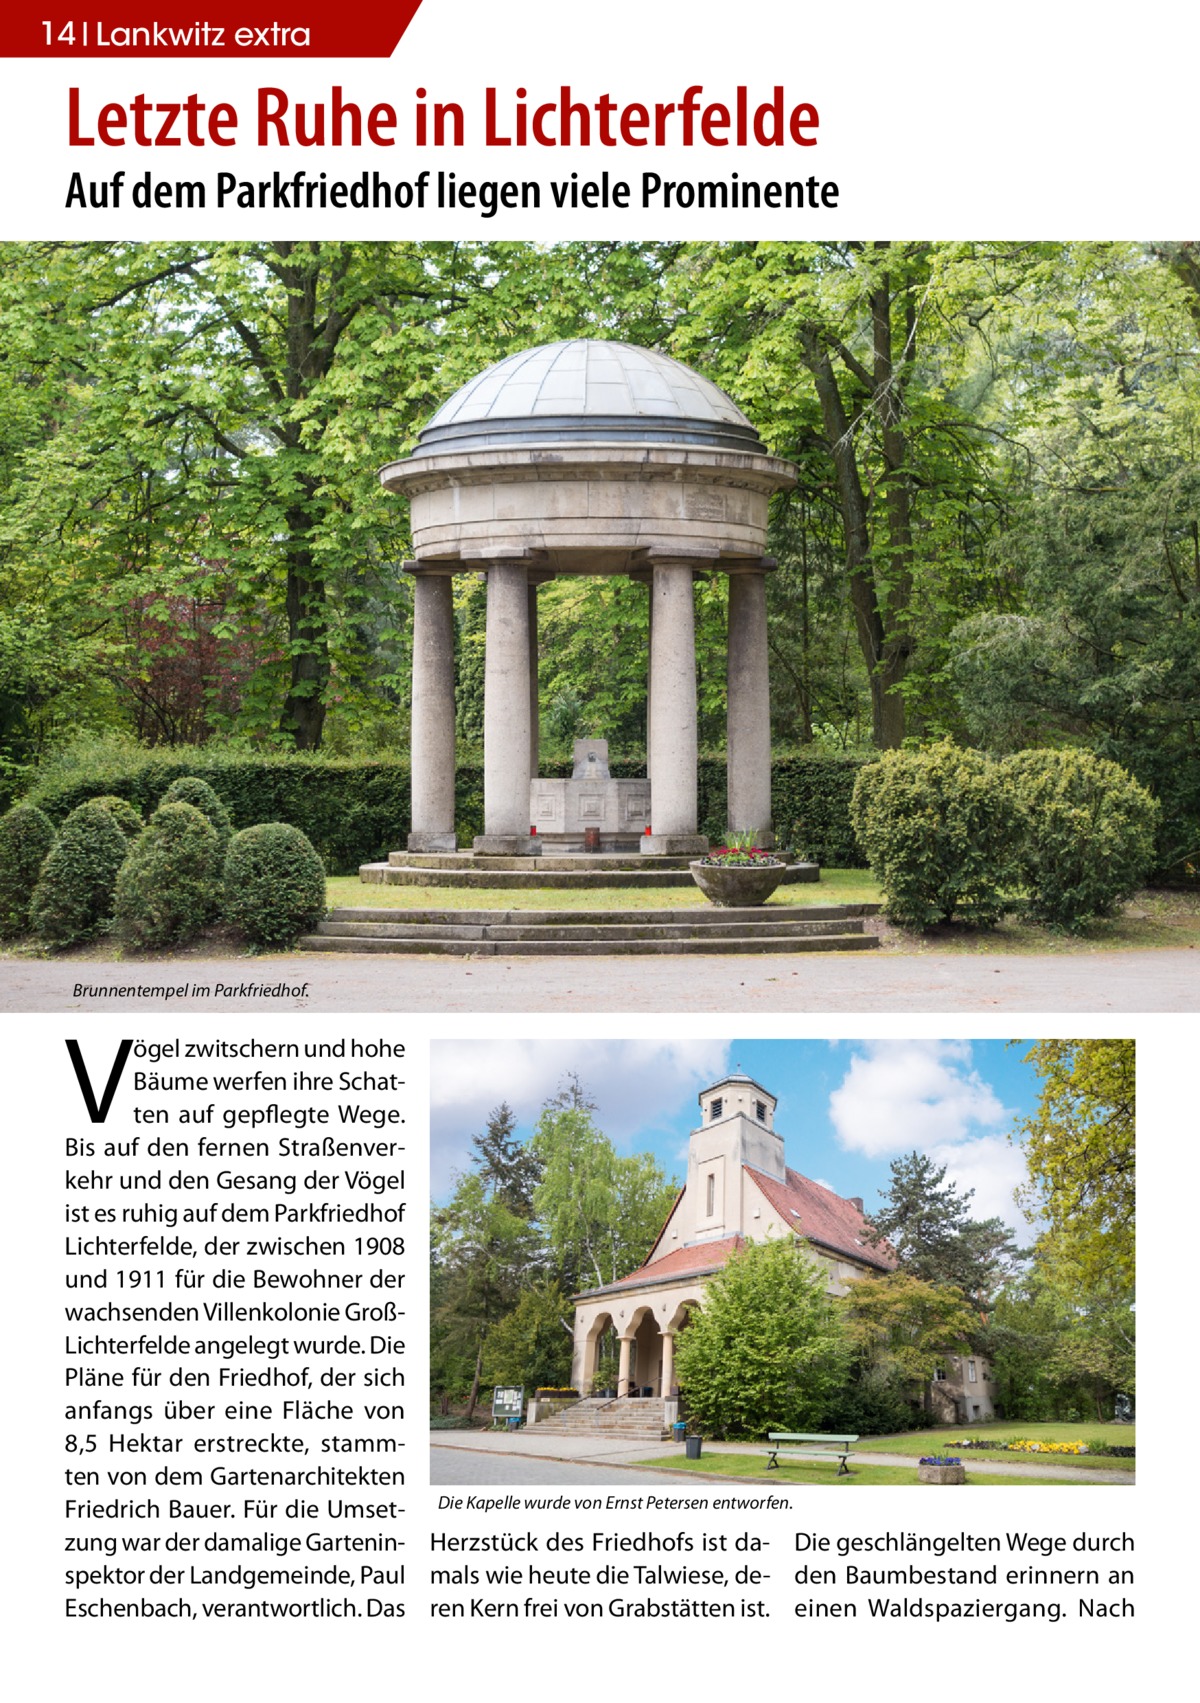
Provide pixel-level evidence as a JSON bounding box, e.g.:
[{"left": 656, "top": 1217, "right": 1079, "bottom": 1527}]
[{"left": 953, "top": 1436, "right": 1135, "bottom": 1458}]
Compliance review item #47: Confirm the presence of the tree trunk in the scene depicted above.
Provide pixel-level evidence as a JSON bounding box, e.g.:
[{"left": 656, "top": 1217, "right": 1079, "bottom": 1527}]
[
  {"left": 869, "top": 265, "right": 916, "bottom": 747},
  {"left": 799, "top": 326, "right": 894, "bottom": 745},
  {"left": 464, "top": 1342, "right": 483, "bottom": 1421},
  {"left": 280, "top": 532, "right": 330, "bottom": 750}
]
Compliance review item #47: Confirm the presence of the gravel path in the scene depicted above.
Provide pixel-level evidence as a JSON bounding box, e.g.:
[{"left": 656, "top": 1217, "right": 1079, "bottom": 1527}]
[
  {"left": 429, "top": 1431, "right": 1132, "bottom": 1485},
  {"left": 1, "top": 945, "right": 1195, "bottom": 1012}
]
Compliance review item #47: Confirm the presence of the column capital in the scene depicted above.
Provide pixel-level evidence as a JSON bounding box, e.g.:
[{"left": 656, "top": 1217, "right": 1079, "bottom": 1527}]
[
  {"left": 723, "top": 555, "right": 779, "bottom": 575},
  {"left": 404, "top": 558, "right": 460, "bottom": 577}
]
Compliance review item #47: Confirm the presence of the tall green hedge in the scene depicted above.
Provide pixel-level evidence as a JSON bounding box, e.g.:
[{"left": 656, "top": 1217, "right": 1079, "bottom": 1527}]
[{"left": 23, "top": 742, "right": 870, "bottom": 873}]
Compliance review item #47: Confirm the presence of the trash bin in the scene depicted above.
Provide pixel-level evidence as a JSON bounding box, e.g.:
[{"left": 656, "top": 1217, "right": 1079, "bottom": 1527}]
[
  {"left": 685, "top": 1437, "right": 702, "bottom": 1461},
  {"left": 672, "top": 1421, "right": 686, "bottom": 1441}
]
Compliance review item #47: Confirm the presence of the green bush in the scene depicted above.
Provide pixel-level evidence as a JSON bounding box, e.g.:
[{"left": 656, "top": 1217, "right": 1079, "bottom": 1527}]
[
  {"left": 114, "top": 802, "right": 223, "bottom": 950},
  {"left": 850, "top": 742, "right": 1021, "bottom": 929},
  {"left": 0, "top": 804, "right": 57, "bottom": 937},
  {"left": 91, "top": 794, "right": 144, "bottom": 841},
  {"left": 223, "top": 822, "right": 327, "bottom": 947},
  {"left": 29, "top": 799, "right": 131, "bottom": 946},
  {"left": 24, "top": 735, "right": 406, "bottom": 875},
  {"left": 159, "top": 776, "right": 233, "bottom": 855},
  {"left": 1002, "top": 749, "right": 1160, "bottom": 929}
]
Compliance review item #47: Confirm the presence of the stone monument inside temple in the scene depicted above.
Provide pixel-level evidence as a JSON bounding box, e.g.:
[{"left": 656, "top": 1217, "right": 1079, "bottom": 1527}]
[{"left": 530, "top": 739, "right": 651, "bottom": 852}]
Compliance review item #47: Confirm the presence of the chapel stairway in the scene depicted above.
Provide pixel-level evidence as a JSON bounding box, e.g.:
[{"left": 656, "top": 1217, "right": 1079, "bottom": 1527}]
[
  {"left": 299, "top": 904, "right": 880, "bottom": 956},
  {"left": 527, "top": 1398, "right": 673, "bottom": 1440}
]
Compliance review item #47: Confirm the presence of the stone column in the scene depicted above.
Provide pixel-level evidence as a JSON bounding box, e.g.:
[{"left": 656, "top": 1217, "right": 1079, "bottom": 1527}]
[
  {"left": 475, "top": 561, "right": 534, "bottom": 853},
  {"left": 726, "top": 566, "right": 774, "bottom": 846},
  {"left": 528, "top": 580, "right": 540, "bottom": 779},
  {"left": 645, "top": 576, "right": 653, "bottom": 780},
  {"left": 617, "top": 1334, "right": 634, "bottom": 1398},
  {"left": 642, "top": 559, "right": 708, "bottom": 855},
  {"left": 407, "top": 569, "right": 458, "bottom": 852},
  {"left": 660, "top": 1331, "right": 676, "bottom": 1399}
]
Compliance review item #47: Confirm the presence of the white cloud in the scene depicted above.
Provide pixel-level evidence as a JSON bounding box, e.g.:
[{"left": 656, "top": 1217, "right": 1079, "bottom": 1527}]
[
  {"left": 829, "top": 1040, "right": 1007, "bottom": 1159},
  {"left": 828, "top": 1040, "right": 1023, "bottom": 1231},
  {"left": 926, "top": 1136, "right": 1028, "bottom": 1233},
  {"left": 429, "top": 1038, "right": 729, "bottom": 1197}
]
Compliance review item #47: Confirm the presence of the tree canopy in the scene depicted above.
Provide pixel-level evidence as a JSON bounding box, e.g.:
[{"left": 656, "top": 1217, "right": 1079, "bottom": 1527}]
[
  {"left": 864, "top": 1149, "right": 1023, "bottom": 1310},
  {"left": 2, "top": 239, "right": 1195, "bottom": 864},
  {"left": 672, "top": 1236, "right": 849, "bottom": 1437},
  {"left": 1015, "top": 1039, "right": 1135, "bottom": 1291}
]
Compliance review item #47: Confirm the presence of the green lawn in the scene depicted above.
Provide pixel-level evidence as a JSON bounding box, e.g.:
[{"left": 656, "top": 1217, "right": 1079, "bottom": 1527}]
[
  {"left": 855, "top": 1420, "right": 1135, "bottom": 1472},
  {"left": 325, "top": 868, "right": 883, "bottom": 912},
  {"left": 323, "top": 871, "right": 1200, "bottom": 954},
  {"left": 634, "top": 1453, "right": 1097, "bottom": 1487}
]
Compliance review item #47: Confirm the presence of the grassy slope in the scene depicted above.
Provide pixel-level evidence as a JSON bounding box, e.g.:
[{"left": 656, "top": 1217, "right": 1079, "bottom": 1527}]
[
  {"left": 325, "top": 869, "right": 882, "bottom": 912},
  {"left": 853, "top": 1420, "right": 1135, "bottom": 1471}
]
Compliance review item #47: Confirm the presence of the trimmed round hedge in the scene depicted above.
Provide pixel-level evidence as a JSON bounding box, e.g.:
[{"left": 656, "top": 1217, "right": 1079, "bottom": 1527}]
[
  {"left": 223, "top": 822, "right": 326, "bottom": 947},
  {"left": 0, "top": 804, "right": 57, "bottom": 938},
  {"left": 29, "top": 799, "right": 132, "bottom": 946},
  {"left": 850, "top": 742, "right": 1021, "bottom": 929},
  {"left": 1003, "top": 749, "right": 1160, "bottom": 929},
  {"left": 114, "top": 801, "right": 223, "bottom": 950},
  {"left": 159, "top": 776, "right": 233, "bottom": 855},
  {"left": 91, "top": 794, "right": 144, "bottom": 841}
]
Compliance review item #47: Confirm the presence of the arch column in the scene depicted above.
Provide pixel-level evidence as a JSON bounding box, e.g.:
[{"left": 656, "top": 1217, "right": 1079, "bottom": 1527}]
[
  {"left": 660, "top": 1331, "right": 676, "bottom": 1399},
  {"left": 641, "top": 558, "right": 708, "bottom": 856},
  {"left": 475, "top": 560, "right": 535, "bottom": 854},
  {"left": 618, "top": 1334, "right": 635, "bottom": 1398},
  {"left": 726, "top": 563, "right": 775, "bottom": 846},
  {"left": 407, "top": 568, "right": 458, "bottom": 852}
]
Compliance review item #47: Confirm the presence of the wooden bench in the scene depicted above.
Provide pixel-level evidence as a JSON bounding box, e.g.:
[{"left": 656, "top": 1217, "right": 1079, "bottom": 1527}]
[{"left": 766, "top": 1432, "right": 859, "bottom": 1476}]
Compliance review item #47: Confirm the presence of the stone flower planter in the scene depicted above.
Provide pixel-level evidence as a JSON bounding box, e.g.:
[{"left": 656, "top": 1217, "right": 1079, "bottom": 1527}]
[
  {"left": 918, "top": 1462, "right": 966, "bottom": 1485},
  {"left": 689, "top": 859, "right": 786, "bottom": 907}
]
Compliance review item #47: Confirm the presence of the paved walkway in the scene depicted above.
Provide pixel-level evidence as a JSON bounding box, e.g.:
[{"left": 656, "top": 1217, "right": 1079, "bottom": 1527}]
[
  {"left": 430, "top": 1428, "right": 1133, "bottom": 1485},
  {"left": 2, "top": 946, "right": 1196, "bottom": 1012}
]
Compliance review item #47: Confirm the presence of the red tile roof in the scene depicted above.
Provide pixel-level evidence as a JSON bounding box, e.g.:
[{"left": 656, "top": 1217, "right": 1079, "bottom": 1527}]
[
  {"left": 581, "top": 1236, "right": 746, "bottom": 1295},
  {"left": 574, "top": 1165, "right": 895, "bottom": 1301},
  {"left": 747, "top": 1165, "right": 896, "bottom": 1271}
]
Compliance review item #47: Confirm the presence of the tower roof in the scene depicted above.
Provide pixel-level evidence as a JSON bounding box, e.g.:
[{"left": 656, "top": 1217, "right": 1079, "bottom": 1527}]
[{"left": 413, "top": 338, "right": 766, "bottom": 456}]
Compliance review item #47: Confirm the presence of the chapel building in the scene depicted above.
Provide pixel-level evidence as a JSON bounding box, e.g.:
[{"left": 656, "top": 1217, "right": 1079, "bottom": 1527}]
[{"left": 566, "top": 1072, "right": 996, "bottom": 1425}]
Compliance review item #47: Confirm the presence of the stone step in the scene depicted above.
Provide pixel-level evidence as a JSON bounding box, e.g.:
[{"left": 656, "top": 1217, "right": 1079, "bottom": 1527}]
[
  {"left": 328, "top": 904, "right": 877, "bottom": 927},
  {"left": 317, "top": 917, "right": 860, "bottom": 943},
  {"left": 361, "top": 859, "right": 821, "bottom": 890},
  {"left": 394, "top": 852, "right": 698, "bottom": 871},
  {"left": 299, "top": 931, "right": 878, "bottom": 956},
  {"left": 529, "top": 1426, "right": 671, "bottom": 1440}
]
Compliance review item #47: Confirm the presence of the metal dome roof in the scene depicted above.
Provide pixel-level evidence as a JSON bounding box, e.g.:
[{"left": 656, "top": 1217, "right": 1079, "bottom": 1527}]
[{"left": 413, "top": 339, "right": 766, "bottom": 456}]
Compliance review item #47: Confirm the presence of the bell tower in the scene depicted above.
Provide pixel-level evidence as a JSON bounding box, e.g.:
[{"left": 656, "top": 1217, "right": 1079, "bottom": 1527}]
[{"left": 684, "top": 1073, "right": 783, "bottom": 1244}]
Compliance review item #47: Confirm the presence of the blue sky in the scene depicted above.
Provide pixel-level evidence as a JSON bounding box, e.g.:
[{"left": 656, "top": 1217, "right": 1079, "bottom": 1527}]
[{"left": 429, "top": 1037, "right": 1045, "bottom": 1231}]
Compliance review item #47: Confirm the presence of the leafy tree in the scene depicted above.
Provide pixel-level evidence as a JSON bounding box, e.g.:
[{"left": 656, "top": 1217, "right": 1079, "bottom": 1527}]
[
  {"left": 864, "top": 1150, "right": 1022, "bottom": 1308},
  {"left": 532, "top": 1078, "right": 678, "bottom": 1293},
  {"left": 841, "top": 1271, "right": 978, "bottom": 1405},
  {"left": 482, "top": 1281, "right": 574, "bottom": 1392},
  {"left": 431, "top": 1170, "right": 544, "bottom": 1419},
  {"left": 989, "top": 1258, "right": 1135, "bottom": 1423},
  {"left": 673, "top": 1236, "right": 848, "bottom": 1437},
  {"left": 1015, "top": 1040, "right": 1135, "bottom": 1291}
]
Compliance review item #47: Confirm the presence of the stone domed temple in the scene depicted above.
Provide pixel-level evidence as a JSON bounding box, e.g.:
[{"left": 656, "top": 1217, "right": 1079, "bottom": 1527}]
[{"left": 380, "top": 339, "right": 796, "bottom": 857}]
